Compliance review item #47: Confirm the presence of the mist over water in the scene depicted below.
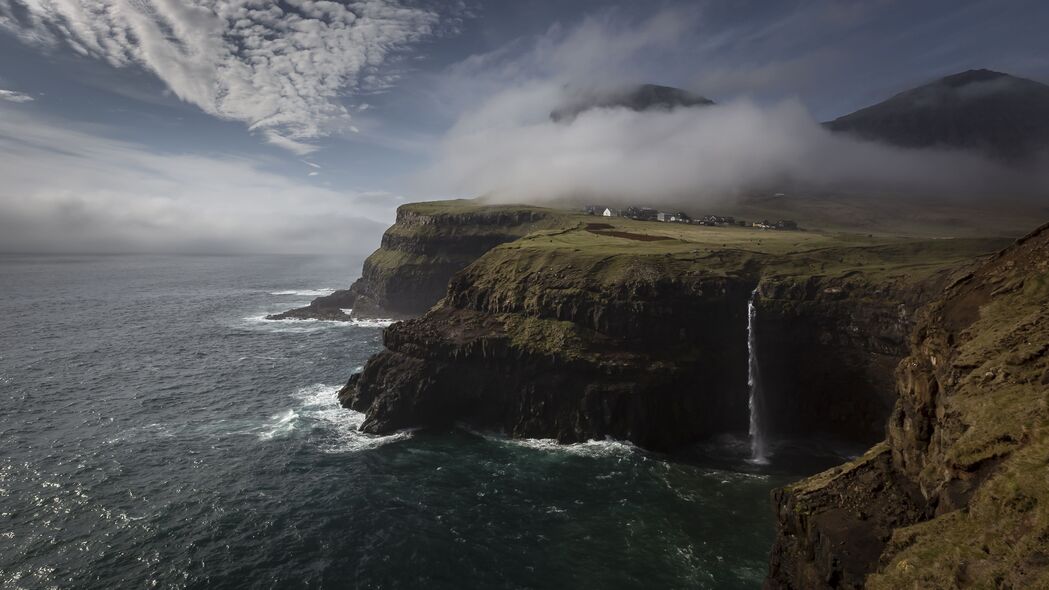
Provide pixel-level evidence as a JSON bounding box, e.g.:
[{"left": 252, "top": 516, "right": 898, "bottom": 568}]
[{"left": 0, "top": 255, "right": 840, "bottom": 589}]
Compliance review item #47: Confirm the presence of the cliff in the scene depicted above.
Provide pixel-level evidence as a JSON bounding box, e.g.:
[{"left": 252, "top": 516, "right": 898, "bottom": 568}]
[
  {"left": 340, "top": 207, "right": 1007, "bottom": 451},
  {"left": 268, "top": 200, "right": 566, "bottom": 320},
  {"left": 766, "top": 222, "right": 1049, "bottom": 588}
]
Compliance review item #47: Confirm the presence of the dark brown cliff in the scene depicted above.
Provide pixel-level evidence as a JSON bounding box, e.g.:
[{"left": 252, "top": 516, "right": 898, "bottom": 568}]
[
  {"left": 338, "top": 211, "right": 1005, "bottom": 452},
  {"left": 268, "top": 200, "right": 565, "bottom": 321},
  {"left": 766, "top": 222, "right": 1049, "bottom": 589}
]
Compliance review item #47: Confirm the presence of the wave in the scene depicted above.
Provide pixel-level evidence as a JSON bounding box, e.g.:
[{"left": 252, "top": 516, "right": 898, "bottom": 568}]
[
  {"left": 257, "top": 384, "right": 411, "bottom": 452},
  {"left": 240, "top": 314, "right": 395, "bottom": 333},
  {"left": 269, "top": 289, "right": 335, "bottom": 297},
  {"left": 474, "top": 430, "right": 641, "bottom": 458},
  {"left": 346, "top": 317, "right": 396, "bottom": 328},
  {"left": 257, "top": 409, "right": 299, "bottom": 440}
]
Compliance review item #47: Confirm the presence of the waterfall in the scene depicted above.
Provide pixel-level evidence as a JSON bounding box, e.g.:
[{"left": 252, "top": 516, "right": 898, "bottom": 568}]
[{"left": 746, "top": 288, "right": 769, "bottom": 464}]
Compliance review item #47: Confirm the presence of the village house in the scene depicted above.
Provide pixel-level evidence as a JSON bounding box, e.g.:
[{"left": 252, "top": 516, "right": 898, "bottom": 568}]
[
  {"left": 753, "top": 219, "right": 799, "bottom": 230},
  {"left": 624, "top": 206, "right": 659, "bottom": 221},
  {"left": 697, "top": 215, "right": 735, "bottom": 226}
]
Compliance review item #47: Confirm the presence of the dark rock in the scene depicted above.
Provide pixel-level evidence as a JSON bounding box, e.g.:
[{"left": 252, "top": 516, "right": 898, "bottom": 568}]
[
  {"left": 267, "top": 201, "right": 561, "bottom": 321},
  {"left": 766, "top": 221, "right": 1049, "bottom": 589}
]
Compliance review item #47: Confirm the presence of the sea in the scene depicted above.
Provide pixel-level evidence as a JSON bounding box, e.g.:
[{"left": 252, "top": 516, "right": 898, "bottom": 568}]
[{"left": 0, "top": 254, "right": 855, "bottom": 589}]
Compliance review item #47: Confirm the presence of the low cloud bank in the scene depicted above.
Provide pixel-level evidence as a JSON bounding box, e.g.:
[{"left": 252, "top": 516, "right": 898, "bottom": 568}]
[
  {"left": 0, "top": 106, "right": 397, "bottom": 254},
  {"left": 420, "top": 88, "right": 1048, "bottom": 204},
  {"left": 418, "top": 7, "right": 1047, "bottom": 206}
]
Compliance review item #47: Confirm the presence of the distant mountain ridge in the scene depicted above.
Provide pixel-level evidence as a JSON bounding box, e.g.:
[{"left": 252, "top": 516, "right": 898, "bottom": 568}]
[
  {"left": 550, "top": 83, "right": 714, "bottom": 122},
  {"left": 826, "top": 69, "right": 1049, "bottom": 160},
  {"left": 553, "top": 72, "right": 1049, "bottom": 160}
]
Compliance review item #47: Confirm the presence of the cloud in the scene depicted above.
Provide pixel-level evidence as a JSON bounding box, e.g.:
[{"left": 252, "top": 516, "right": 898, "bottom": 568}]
[
  {"left": 264, "top": 130, "right": 319, "bottom": 156},
  {"left": 0, "top": 105, "right": 399, "bottom": 254},
  {"left": 423, "top": 93, "right": 1047, "bottom": 203},
  {"left": 0, "top": 0, "right": 448, "bottom": 152},
  {"left": 418, "top": 7, "right": 1049, "bottom": 205},
  {"left": 0, "top": 88, "right": 33, "bottom": 103}
]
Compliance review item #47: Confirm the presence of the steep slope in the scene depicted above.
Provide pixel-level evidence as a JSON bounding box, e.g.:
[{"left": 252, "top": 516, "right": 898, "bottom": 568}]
[
  {"left": 268, "top": 201, "right": 568, "bottom": 320},
  {"left": 550, "top": 83, "right": 714, "bottom": 122},
  {"left": 767, "top": 222, "right": 1049, "bottom": 589},
  {"left": 826, "top": 69, "right": 1049, "bottom": 160},
  {"left": 341, "top": 211, "right": 1007, "bottom": 451}
]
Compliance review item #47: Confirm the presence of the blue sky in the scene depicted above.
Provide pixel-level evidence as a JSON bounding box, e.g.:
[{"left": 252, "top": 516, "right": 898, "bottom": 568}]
[{"left": 0, "top": 0, "right": 1046, "bottom": 253}]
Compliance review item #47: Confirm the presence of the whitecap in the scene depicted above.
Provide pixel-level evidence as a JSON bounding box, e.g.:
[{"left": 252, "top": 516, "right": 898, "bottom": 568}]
[
  {"left": 240, "top": 314, "right": 393, "bottom": 332},
  {"left": 258, "top": 384, "right": 411, "bottom": 452},
  {"left": 478, "top": 431, "right": 641, "bottom": 458},
  {"left": 257, "top": 409, "right": 300, "bottom": 440},
  {"left": 269, "top": 289, "right": 336, "bottom": 297},
  {"left": 348, "top": 317, "right": 397, "bottom": 328}
]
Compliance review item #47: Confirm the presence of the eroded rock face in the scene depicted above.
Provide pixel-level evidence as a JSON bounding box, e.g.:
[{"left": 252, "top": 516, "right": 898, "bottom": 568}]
[
  {"left": 766, "top": 443, "right": 927, "bottom": 589},
  {"left": 341, "top": 269, "right": 755, "bottom": 451},
  {"left": 755, "top": 275, "right": 950, "bottom": 445},
  {"left": 267, "top": 202, "right": 559, "bottom": 321},
  {"left": 340, "top": 236, "right": 959, "bottom": 451},
  {"left": 766, "top": 222, "right": 1049, "bottom": 589}
]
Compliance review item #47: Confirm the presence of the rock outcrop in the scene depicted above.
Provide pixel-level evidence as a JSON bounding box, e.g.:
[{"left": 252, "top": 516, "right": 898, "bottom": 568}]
[
  {"left": 341, "top": 245, "right": 755, "bottom": 451},
  {"left": 755, "top": 274, "right": 949, "bottom": 444},
  {"left": 340, "top": 211, "right": 1006, "bottom": 450},
  {"left": 267, "top": 201, "right": 565, "bottom": 321},
  {"left": 766, "top": 222, "right": 1049, "bottom": 589}
]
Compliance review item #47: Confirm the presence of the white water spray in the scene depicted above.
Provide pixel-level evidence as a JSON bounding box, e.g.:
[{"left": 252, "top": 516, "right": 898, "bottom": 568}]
[{"left": 746, "top": 288, "right": 769, "bottom": 464}]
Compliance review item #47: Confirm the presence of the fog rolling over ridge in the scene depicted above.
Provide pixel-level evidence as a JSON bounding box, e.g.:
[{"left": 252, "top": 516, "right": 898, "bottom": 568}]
[
  {"left": 1, "top": 1, "right": 1047, "bottom": 255},
  {"left": 421, "top": 73, "right": 1049, "bottom": 207}
]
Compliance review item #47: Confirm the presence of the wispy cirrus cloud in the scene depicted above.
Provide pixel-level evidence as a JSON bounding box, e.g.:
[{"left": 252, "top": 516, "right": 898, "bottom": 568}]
[
  {"left": 0, "top": 0, "right": 452, "bottom": 152},
  {"left": 0, "top": 88, "right": 33, "bottom": 103}
]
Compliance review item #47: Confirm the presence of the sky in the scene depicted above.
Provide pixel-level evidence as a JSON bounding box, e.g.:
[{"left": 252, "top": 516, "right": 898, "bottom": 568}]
[{"left": 0, "top": 0, "right": 1047, "bottom": 254}]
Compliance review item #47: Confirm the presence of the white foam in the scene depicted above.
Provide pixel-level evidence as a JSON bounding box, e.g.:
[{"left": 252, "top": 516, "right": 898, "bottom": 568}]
[
  {"left": 241, "top": 314, "right": 394, "bottom": 332},
  {"left": 257, "top": 409, "right": 300, "bottom": 440},
  {"left": 487, "top": 433, "right": 640, "bottom": 458},
  {"left": 269, "top": 289, "right": 336, "bottom": 297},
  {"left": 258, "top": 384, "right": 411, "bottom": 452},
  {"left": 348, "top": 317, "right": 397, "bottom": 328}
]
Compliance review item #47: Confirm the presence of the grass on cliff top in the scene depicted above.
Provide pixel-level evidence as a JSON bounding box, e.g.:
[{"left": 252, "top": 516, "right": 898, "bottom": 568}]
[
  {"left": 488, "top": 216, "right": 1010, "bottom": 286},
  {"left": 398, "top": 199, "right": 557, "bottom": 218},
  {"left": 382, "top": 198, "right": 1012, "bottom": 286}
]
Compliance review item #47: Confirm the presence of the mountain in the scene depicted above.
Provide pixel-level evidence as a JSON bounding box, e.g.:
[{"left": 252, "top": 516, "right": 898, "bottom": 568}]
[
  {"left": 550, "top": 83, "right": 714, "bottom": 122},
  {"left": 827, "top": 69, "right": 1049, "bottom": 160}
]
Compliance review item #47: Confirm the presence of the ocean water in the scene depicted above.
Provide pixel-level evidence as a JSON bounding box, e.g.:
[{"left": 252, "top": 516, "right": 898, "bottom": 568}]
[{"left": 0, "top": 255, "right": 844, "bottom": 589}]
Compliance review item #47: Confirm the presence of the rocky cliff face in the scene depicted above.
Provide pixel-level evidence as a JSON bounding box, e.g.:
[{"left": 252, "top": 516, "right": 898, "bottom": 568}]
[
  {"left": 268, "top": 201, "right": 564, "bottom": 321},
  {"left": 766, "top": 222, "right": 1049, "bottom": 589},
  {"left": 341, "top": 247, "right": 755, "bottom": 451},
  {"left": 339, "top": 219, "right": 1001, "bottom": 451},
  {"left": 755, "top": 274, "right": 949, "bottom": 444}
]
